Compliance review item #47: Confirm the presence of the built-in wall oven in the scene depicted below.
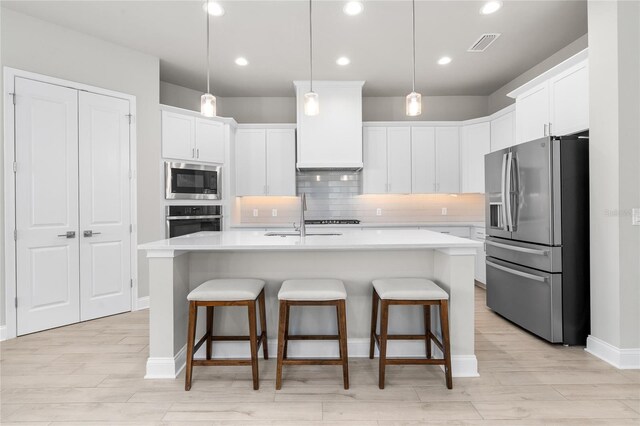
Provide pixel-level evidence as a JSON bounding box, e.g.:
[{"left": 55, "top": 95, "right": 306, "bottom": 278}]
[
  {"left": 166, "top": 205, "right": 222, "bottom": 238},
  {"left": 165, "top": 161, "right": 221, "bottom": 200}
]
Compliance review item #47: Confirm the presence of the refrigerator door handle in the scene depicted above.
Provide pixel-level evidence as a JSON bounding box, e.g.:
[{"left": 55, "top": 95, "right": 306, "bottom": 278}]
[
  {"left": 485, "top": 240, "right": 549, "bottom": 256},
  {"left": 501, "top": 153, "right": 509, "bottom": 231},
  {"left": 486, "top": 260, "right": 548, "bottom": 282},
  {"left": 505, "top": 151, "right": 514, "bottom": 232}
]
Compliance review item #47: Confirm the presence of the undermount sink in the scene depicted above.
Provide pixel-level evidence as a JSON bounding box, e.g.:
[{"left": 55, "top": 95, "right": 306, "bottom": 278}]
[{"left": 264, "top": 232, "right": 342, "bottom": 237}]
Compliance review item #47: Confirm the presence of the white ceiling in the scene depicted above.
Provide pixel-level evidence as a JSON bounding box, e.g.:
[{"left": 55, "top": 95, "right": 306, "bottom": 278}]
[{"left": 2, "top": 0, "right": 587, "bottom": 97}]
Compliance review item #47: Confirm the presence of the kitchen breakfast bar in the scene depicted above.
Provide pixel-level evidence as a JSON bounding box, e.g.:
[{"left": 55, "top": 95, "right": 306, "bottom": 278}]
[{"left": 139, "top": 229, "right": 482, "bottom": 380}]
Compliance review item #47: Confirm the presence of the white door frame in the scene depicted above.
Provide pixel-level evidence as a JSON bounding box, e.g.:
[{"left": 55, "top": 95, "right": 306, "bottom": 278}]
[{"left": 3, "top": 67, "right": 139, "bottom": 340}]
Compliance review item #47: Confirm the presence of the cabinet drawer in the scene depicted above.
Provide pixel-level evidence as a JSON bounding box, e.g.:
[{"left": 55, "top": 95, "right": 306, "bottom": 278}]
[{"left": 422, "top": 226, "right": 470, "bottom": 238}]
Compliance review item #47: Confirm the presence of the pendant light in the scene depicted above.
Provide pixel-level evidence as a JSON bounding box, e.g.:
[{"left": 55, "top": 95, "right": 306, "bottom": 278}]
[
  {"left": 201, "top": 0, "right": 216, "bottom": 117},
  {"left": 304, "top": 0, "right": 319, "bottom": 116},
  {"left": 406, "top": 0, "right": 422, "bottom": 116}
]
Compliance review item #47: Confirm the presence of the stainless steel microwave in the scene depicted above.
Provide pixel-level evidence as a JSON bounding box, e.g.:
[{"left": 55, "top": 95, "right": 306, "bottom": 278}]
[{"left": 165, "top": 162, "right": 222, "bottom": 200}]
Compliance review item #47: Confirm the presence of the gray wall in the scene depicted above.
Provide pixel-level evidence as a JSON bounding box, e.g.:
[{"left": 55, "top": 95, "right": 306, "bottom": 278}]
[
  {"left": 587, "top": 0, "right": 640, "bottom": 351},
  {"left": 488, "top": 34, "right": 589, "bottom": 114},
  {"left": 1, "top": 8, "right": 163, "bottom": 325},
  {"left": 160, "top": 81, "right": 488, "bottom": 123}
]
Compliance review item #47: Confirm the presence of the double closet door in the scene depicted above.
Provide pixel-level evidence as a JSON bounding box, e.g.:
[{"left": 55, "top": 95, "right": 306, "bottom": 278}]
[{"left": 14, "top": 77, "right": 132, "bottom": 335}]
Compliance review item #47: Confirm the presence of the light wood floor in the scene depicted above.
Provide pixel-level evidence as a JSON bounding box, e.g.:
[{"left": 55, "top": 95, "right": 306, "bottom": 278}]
[{"left": 1, "top": 287, "right": 639, "bottom": 425}]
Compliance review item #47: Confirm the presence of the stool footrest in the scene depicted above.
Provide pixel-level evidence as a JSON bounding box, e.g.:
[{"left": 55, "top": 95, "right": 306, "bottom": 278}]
[
  {"left": 193, "top": 359, "right": 253, "bottom": 366},
  {"left": 283, "top": 358, "right": 344, "bottom": 366},
  {"left": 384, "top": 358, "right": 446, "bottom": 366},
  {"left": 287, "top": 334, "right": 339, "bottom": 340}
]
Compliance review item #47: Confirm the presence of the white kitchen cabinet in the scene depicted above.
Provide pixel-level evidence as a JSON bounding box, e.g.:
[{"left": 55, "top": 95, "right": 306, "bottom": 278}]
[
  {"left": 195, "top": 118, "right": 225, "bottom": 163},
  {"left": 411, "top": 126, "right": 460, "bottom": 194},
  {"left": 162, "top": 110, "right": 225, "bottom": 163},
  {"left": 411, "top": 127, "right": 436, "bottom": 193},
  {"left": 363, "top": 126, "right": 412, "bottom": 194},
  {"left": 421, "top": 226, "right": 471, "bottom": 238},
  {"left": 549, "top": 61, "right": 589, "bottom": 136},
  {"left": 510, "top": 53, "right": 589, "bottom": 143},
  {"left": 490, "top": 109, "right": 515, "bottom": 152},
  {"left": 435, "top": 127, "right": 460, "bottom": 194},
  {"left": 472, "top": 226, "right": 487, "bottom": 284},
  {"left": 515, "top": 82, "right": 550, "bottom": 144},
  {"left": 235, "top": 127, "right": 296, "bottom": 196},
  {"left": 265, "top": 129, "right": 296, "bottom": 196},
  {"left": 460, "top": 122, "right": 490, "bottom": 193}
]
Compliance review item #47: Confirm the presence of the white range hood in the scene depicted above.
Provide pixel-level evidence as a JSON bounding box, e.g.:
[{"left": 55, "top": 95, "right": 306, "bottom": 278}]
[{"left": 294, "top": 81, "right": 364, "bottom": 170}]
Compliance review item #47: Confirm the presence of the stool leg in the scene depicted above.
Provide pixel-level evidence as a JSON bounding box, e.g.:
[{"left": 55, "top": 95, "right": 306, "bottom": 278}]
[
  {"left": 369, "top": 289, "right": 379, "bottom": 359},
  {"left": 283, "top": 304, "right": 290, "bottom": 358},
  {"left": 423, "top": 305, "right": 432, "bottom": 359},
  {"left": 337, "top": 299, "right": 350, "bottom": 390},
  {"left": 378, "top": 299, "right": 389, "bottom": 389},
  {"left": 185, "top": 301, "right": 197, "bottom": 391},
  {"left": 248, "top": 299, "right": 260, "bottom": 390},
  {"left": 206, "top": 306, "right": 214, "bottom": 360},
  {"left": 258, "top": 290, "right": 269, "bottom": 360},
  {"left": 276, "top": 300, "right": 287, "bottom": 390},
  {"left": 440, "top": 300, "right": 453, "bottom": 389}
]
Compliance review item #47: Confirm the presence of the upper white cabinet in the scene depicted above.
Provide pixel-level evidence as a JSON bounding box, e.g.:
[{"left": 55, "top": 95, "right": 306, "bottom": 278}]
[
  {"left": 461, "top": 122, "right": 490, "bottom": 193},
  {"left": 363, "top": 126, "right": 412, "bottom": 194},
  {"left": 294, "top": 81, "right": 364, "bottom": 169},
  {"left": 161, "top": 109, "right": 225, "bottom": 163},
  {"left": 235, "top": 126, "right": 296, "bottom": 196},
  {"left": 411, "top": 126, "right": 460, "bottom": 194},
  {"left": 510, "top": 51, "right": 589, "bottom": 143},
  {"left": 490, "top": 108, "right": 516, "bottom": 152}
]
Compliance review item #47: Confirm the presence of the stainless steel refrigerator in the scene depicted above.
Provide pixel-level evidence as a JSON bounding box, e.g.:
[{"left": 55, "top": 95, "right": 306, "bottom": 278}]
[{"left": 484, "top": 135, "right": 590, "bottom": 345}]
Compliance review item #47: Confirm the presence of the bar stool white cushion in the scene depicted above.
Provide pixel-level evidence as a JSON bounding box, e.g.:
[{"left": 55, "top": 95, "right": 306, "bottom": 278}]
[
  {"left": 278, "top": 279, "right": 347, "bottom": 301},
  {"left": 372, "top": 278, "right": 448, "bottom": 300},
  {"left": 187, "top": 279, "right": 265, "bottom": 301}
]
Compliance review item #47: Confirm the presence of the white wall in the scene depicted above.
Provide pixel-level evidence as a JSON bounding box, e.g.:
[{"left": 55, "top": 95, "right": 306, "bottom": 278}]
[
  {"left": 1, "top": 8, "right": 163, "bottom": 325},
  {"left": 488, "top": 34, "right": 589, "bottom": 114},
  {"left": 587, "top": 0, "right": 640, "bottom": 357}
]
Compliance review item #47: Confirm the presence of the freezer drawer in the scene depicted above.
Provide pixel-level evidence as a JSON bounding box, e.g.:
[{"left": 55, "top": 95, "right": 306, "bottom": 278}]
[
  {"left": 486, "top": 257, "right": 563, "bottom": 343},
  {"left": 485, "top": 236, "right": 562, "bottom": 272}
]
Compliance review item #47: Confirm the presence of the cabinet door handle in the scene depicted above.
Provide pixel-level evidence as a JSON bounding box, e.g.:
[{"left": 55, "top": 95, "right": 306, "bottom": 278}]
[
  {"left": 544, "top": 123, "right": 548, "bottom": 136},
  {"left": 196, "top": 148, "right": 200, "bottom": 158},
  {"left": 548, "top": 123, "right": 553, "bottom": 136},
  {"left": 192, "top": 148, "right": 195, "bottom": 158},
  {"left": 387, "top": 183, "right": 391, "bottom": 193}
]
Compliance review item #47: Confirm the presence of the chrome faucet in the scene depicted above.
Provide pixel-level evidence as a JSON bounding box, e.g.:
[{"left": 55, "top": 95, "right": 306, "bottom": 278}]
[{"left": 296, "top": 192, "right": 307, "bottom": 237}]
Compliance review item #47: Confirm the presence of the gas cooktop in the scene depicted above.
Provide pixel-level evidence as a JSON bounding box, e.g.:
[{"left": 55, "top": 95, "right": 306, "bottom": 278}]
[{"left": 304, "top": 219, "right": 361, "bottom": 225}]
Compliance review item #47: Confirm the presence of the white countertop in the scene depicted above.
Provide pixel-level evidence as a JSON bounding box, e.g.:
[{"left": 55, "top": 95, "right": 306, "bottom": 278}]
[
  {"left": 139, "top": 229, "right": 482, "bottom": 257},
  {"left": 230, "top": 222, "right": 486, "bottom": 229}
]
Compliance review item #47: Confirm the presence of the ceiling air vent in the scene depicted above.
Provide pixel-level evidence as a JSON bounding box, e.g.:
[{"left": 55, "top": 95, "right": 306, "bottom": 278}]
[{"left": 468, "top": 33, "right": 501, "bottom": 52}]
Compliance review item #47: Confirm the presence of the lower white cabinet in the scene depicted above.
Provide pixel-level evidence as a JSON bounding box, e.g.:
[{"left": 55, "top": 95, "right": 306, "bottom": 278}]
[
  {"left": 412, "top": 127, "right": 460, "bottom": 194},
  {"left": 363, "top": 126, "right": 412, "bottom": 194},
  {"left": 472, "top": 226, "right": 486, "bottom": 284},
  {"left": 460, "top": 122, "right": 490, "bottom": 193},
  {"left": 235, "top": 127, "right": 296, "bottom": 196},
  {"left": 421, "top": 226, "right": 471, "bottom": 238}
]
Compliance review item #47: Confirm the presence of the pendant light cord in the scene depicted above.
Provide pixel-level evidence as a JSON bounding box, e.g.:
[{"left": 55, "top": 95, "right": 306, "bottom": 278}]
[
  {"left": 206, "top": 0, "right": 211, "bottom": 94},
  {"left": 412, "top": 0, "right": 416, "bottom": 93},
  {"left": 309, "top": 0, "right": 313, "bottom": 92}
]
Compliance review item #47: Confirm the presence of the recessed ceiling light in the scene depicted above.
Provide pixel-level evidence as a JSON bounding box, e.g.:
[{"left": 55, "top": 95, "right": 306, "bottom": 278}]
[
  {"left": 437, "top": 56, "right": 452, "bottom": 65},
  {"left": 202, "top": 1, "right": 225, "bottom": 17},
  {"left": 480, "top": 1, "right": 502, "bottom": 15},
  {"left": 336, "top": 56, "right": 351, "bottom": 66},
  {"left": 343, "top": 1, "right": 364, "bottom": 16},
  {"left": 235, "top": 57, "right": 249, "bottom": 66}
]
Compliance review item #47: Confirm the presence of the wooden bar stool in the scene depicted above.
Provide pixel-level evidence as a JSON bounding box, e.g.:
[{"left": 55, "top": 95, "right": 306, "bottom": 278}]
[
  {"left": 185, "top": 278, "right": 268, "bottom": 391},
  {"left": 276, "top": 279, "right": 349, "bottom": 390},
  {"left": 369, "top": 278, "right": 452, "bottom": 390}
]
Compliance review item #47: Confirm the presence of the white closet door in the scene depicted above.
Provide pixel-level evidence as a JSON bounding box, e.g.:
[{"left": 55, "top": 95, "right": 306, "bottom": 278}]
[
  {"left": 386, "top": 127, "right": 412, "bottom": 194},
  {"left": 15, "top": 78, "right": 80, "bottom": 335},
  {"left": 411, "top": 127, "right": 436, "bottom": 193},
  {"left": 78, "top": 91, "right": 131, "bottom": 321}
]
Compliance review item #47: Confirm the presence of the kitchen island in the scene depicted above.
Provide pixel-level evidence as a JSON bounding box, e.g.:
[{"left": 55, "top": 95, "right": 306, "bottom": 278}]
[{"left": 139, "top": 229, "right": 482, "bottom": 379}]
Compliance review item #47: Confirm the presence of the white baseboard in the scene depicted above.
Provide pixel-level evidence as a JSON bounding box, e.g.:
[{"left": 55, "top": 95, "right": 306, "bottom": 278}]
[
  {"left": 586, "top": 335, "right": 640, "bottom": 369},
  {"left": 0, "top": 325, "right": 6, "bottom": 342},
  {"left": 144, "top": 338, "right": 479, "bottom": 379},
  {"left": 135, "top": 296, "right": 150, "bottom": 311}
]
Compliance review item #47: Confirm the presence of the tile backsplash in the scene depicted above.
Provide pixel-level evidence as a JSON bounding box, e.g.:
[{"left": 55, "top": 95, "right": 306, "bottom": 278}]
[{"left": 238, "top": 171, "right": 485, "bottom": 224}]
